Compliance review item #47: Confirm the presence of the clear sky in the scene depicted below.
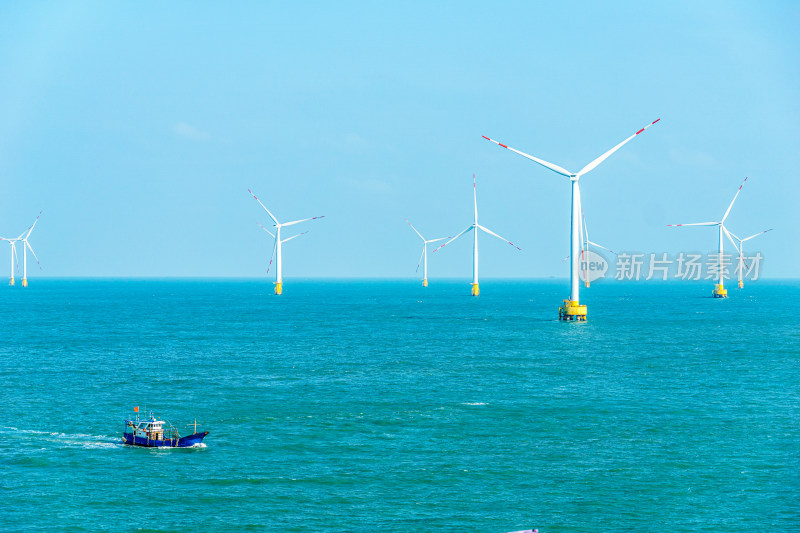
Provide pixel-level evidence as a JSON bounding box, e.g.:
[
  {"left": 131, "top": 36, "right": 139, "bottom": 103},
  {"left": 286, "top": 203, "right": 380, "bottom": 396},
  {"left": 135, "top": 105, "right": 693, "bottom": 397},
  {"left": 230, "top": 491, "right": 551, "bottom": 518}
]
[{"left": 1, "top": 1, "right": 797, "bottom": 279}]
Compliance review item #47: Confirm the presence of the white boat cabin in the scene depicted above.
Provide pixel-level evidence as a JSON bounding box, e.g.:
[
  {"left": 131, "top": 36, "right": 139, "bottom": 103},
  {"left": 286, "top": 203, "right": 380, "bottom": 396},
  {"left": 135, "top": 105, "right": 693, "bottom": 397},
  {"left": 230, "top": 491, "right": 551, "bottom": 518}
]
[{"left": 126, "top": 418, "right": 166, "bottom": 441}]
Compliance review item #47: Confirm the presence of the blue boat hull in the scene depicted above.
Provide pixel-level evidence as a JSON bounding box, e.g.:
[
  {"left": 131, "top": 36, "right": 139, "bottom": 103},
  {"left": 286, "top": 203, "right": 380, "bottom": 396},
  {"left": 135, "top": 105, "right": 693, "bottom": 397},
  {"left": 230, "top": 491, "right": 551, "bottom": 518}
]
[{"left": 123, "top": 431, "right": 208, "bottom": 448}]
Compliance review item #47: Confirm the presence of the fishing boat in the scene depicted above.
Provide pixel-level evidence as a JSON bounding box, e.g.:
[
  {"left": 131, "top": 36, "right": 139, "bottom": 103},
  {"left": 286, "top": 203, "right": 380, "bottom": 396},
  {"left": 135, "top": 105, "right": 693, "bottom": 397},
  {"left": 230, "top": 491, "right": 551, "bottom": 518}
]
[{"left": 122, "top": 408, "right": 208, "bottom": 448}]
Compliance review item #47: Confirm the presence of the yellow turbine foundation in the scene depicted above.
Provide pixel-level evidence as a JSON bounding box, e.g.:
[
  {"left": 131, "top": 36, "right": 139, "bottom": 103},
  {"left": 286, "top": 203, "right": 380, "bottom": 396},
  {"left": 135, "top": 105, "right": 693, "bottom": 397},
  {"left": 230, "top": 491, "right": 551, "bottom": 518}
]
[
  {"left": 738, "top": 280, "right": 744, "bottom": 289},
  {"left": 559, "top": 299, "right": 587, "bottom": 321},
  {"left": 712, "top": 284, "right": 727, "bottom": 298},
  {"left": 21, "top": 278, "right": 28, "bottom": 287},
  {"left": 422, "top": 279, "right": 428, "bottom": 287},
  {"left": 585, "top": 280, "right": 590, "bottom": 288},
  {"left": 9, "top": 277, "right": 14, "bottom": 286},
  {"left": 274, "top": 282, "right": 283, "bottom": 295},
  {"left": 471, "top": 283, "right": 480, "bottom": 296}
]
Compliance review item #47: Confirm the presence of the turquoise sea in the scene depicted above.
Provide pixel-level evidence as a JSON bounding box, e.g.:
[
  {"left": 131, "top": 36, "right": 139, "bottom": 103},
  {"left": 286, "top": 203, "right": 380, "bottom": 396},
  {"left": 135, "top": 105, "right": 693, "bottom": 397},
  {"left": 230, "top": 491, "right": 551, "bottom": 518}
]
[{"left": 1, "top": 279, "right": 798, "bottom": 532}]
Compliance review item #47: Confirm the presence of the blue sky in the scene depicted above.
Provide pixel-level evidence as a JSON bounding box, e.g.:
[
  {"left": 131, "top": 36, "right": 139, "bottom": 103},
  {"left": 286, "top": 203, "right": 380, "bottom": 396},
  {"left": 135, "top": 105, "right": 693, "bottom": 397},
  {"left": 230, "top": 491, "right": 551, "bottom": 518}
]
[{"left": 0, "top": 1, "right": 797, "bottom": 279}]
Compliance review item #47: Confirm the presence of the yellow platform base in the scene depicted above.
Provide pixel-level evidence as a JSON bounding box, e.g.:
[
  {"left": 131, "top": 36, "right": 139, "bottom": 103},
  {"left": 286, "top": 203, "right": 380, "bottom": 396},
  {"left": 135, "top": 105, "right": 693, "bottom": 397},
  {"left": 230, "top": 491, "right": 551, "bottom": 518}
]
[
  {"left": 738, "top": 280, "right": 743, "bottom": 289},
  {"left": 274, "top": 282, "right": 282, "bottom": 295},
  {"left": 559, "top": 299, "right": 587, "bottom": 321},
  {"left": 9, "top": 278, "right": 14, "bottom": 286},
  {"left": 422, "top": 279, "right": 428, "bottom": 287},
  {"left": 21, "top": 278, "right": 27, "bottom": 287},
  {"left": 471, "top": 283, "right": 479, "bottom": 296},
  {"left": 712, "top": 284, "right": 727, "bottom": 298},
  {"left": 585, "top": 280, "right": 590, "bottom": 288}
]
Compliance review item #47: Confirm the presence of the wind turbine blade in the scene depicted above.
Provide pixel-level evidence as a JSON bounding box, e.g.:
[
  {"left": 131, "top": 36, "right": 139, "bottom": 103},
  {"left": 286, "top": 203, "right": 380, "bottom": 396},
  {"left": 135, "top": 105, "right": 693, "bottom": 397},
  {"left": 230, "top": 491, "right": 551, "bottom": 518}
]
[
  {"left": 473, "top": 174, "right": 478, "bottom": 223},
  {"left": 281, "top": 231, "right": 309, "bottom": 244},
  {"left": 265, "top": 239, "right": 277, "bottom": 274},
  {"left": 426, "top": 237, "right": 447, "bottom": 244},
  {"left": 722, "top": 177, "right": 748, "bottom": 222},
  {"left": 482, "top": 135, "right": 573, "bottom": 177},
  {"left": 12, "top": 243, "right": 19, "bottom": 272},
  {"left": 433, "top": 226, "right": 473, "bottom": 252},
  {"left": 667, "top": 222, "right": 719, "bottom": 227},
  {"left": 248, "top": 189, "right": 280, "bottom": 225},
  {"left": 258, "top": 224, "right": 275, "bottom": 238},
  {"left": 477, "top": 224, "right": 521, "bottom": 250},
  {"left": 576, "top": 118, "right": 661, "bottom": 177},
  {"left": 415, "top": 246, "right": 425, "bottom": 273},
  {"left": 25, "top": 241, "right": 41, "bottom": 268},
  {"left": 404, "top": 218, "right": 424, "bottom": 240},
  {"left": 722, "top": 226, "right": 740, "bottom": 253},
  {"left": 23, "top": 211, "right": 42, "bottom": 239},
  {"left": 742, "top": 228, "right": 773, "bottom": 242},
  {"left": 581, "top": 209, "right": 589, "bottom": 250},
  {"left": 282, "top": 215, "right": 325, "bottom": 227},
  {"left": 588, "top": 241, "right": 617, "bottom": 255}
]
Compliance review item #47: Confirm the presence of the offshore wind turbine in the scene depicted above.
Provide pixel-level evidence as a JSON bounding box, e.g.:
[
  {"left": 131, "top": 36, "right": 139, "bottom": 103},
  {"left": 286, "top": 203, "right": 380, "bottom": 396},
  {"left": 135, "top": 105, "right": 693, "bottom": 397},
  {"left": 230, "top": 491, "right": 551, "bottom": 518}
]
[
  {"left": 668, "top": 177, "right": 748, "bottom": 298},
  {"left": 483, "top": 119, "right": 659, "bottom": 320},
  {"left": 249, "top": 189, "right": 324, "bottom": 295},
  {"left": 18, "top": 212, "right": 42, "bottom": 287},
  {"left": 433, "top": 174, "right": 521, "bottom": 296},
  {"left": 404, "top": 218, "right": 446, "bottom": 287},
  {"left": 578, "top": 210, "right": 617, "bottom": 288},
  {"left": 725, "top": 228, "right": 772, "bottom": 288},
  {"left": 0, "top": 232, "right": 22, "bottom": 285}
]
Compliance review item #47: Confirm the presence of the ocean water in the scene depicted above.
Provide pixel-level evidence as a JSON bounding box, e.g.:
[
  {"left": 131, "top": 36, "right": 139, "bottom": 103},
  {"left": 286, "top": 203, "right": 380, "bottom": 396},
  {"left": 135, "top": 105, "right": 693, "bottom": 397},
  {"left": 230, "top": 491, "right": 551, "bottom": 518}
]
[{"left": 1, "top": 279, "right": 798, "bottom": 532}]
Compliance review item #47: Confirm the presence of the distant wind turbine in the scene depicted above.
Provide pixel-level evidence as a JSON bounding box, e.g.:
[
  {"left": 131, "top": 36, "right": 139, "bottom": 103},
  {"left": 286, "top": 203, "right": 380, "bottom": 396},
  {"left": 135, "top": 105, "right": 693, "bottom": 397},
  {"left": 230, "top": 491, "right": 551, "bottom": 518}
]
[
  {"left": 404, "top": 218, "right": 446, "bottom": 287},
  {"left": 249, "top": 189, "right": 324, "bottom": 295},
  {"left": 725, "top": 228, "right": 772, "bottom": 289},
  {"left": 18, "top": 212, "right": 42, "bottom": 287},
  {"left": 563, "top": 210, "right": 617, "bottom": 288},
  {"left": 433, "top": 174, "right": 521, "bottom": 296},
  {"left": 0, "top": 232, "right": 22, "bottom": 286},
  {"left": 668, "top": 177, "right": 748, "bottom": 298}
]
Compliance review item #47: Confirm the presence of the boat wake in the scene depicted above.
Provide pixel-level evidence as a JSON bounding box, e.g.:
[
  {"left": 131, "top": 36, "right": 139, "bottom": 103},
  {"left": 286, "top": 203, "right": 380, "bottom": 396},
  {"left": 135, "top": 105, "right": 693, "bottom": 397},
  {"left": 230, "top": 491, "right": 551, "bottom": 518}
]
[{"left": 1, "top": 426, "right": 119, "bottom": 449}]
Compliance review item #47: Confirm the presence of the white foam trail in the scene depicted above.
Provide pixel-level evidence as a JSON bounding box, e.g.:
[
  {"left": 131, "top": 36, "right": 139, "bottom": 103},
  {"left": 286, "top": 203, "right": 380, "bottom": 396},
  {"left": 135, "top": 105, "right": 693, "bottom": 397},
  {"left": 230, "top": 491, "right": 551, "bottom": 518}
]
[{"left": 4, "top": 427, "right": 119, "bottom": 448}]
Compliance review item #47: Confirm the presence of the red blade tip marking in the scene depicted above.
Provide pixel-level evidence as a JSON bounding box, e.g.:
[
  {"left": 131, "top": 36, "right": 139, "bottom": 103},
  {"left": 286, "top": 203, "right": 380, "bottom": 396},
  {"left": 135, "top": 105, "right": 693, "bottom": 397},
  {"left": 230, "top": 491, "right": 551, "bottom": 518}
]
[
  {"left": 635, "top": 128, "right": 645, "bottom": 135},
  {"left": 481, "top": 135, "right": 489, "bottom": 140},
  {"left": 499, "top": 143, "right": 508, "bottom": 148},
  {"left": 652, "top": 118, "right": 661, "bottom": 124}
]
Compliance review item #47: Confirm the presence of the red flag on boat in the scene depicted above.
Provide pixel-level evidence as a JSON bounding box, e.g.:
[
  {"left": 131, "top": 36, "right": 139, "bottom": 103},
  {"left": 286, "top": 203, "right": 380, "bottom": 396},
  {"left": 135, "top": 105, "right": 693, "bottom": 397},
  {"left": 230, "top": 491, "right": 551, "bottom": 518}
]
[{"left": 134, "top": 406, "right": 139, "bottom": 412}]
